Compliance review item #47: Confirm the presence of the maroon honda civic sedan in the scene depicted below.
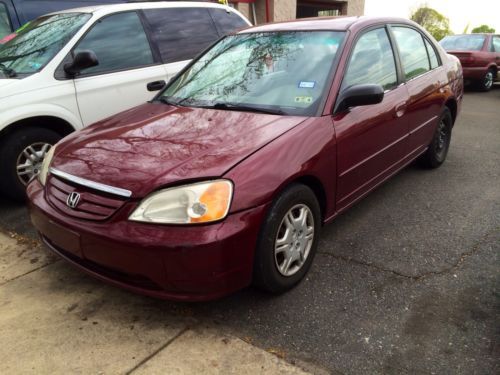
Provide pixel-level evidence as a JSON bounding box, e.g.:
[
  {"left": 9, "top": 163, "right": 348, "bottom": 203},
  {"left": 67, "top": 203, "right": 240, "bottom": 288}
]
[
  {"left": 440, "top": 33, "right": 499, "bottom": 91},
  {"left": 27, "top": 16, "right": 463, "bottom": 301}
]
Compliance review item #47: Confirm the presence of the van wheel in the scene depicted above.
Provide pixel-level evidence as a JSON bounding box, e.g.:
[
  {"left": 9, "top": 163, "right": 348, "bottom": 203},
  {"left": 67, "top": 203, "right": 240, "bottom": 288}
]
[
  {"left": 253, "top": 184, "right": 321, "bottom": 294},
  {"left": 419, "top": 108, "right": 452, "bottom": 169},
  {"left": 0, "top": 127, "right": 61, "bottom": 202}
]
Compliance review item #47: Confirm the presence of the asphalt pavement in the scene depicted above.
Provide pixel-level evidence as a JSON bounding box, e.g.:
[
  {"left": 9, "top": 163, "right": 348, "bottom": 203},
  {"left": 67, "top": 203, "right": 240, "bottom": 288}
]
[{"left": 0, "top": 85, "right": 498, "bottom": 374}]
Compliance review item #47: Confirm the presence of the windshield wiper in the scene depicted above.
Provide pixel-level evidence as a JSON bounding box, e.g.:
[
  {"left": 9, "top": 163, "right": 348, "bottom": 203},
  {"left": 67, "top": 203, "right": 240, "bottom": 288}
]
[
  {"left": 208, "top": 102, "right": 284, "bottom": 115},
  {"left": 0, "top": 63, "right": 17, "bottom": 78}
]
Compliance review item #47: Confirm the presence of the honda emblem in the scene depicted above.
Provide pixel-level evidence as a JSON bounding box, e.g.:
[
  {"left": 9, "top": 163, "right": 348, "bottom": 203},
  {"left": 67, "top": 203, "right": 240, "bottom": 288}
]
[{"left": 66, "top": 192, "right": 81, "bottom": 209}]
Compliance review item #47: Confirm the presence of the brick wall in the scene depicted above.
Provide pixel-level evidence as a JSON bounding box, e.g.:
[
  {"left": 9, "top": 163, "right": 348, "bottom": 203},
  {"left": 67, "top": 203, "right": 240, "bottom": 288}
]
[{"left": 233, "top": 0, "right": 365, "bottom": 24}]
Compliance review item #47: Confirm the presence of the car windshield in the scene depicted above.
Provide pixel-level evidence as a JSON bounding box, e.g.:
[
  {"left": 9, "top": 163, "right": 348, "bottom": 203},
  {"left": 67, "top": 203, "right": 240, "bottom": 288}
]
[
  {"left": 440, "top": 35, "right": 486, "bottom": 51},
  {"left": 0, "top": 13, "right": 90, "bottom": 77},
  {"left": 161, "top": 31, "right": 345, "bottom": 116}
]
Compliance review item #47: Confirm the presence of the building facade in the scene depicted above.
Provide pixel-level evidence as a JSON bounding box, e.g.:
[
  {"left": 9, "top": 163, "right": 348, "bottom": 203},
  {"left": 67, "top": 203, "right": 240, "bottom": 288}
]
[{"left": 231, "top": 0, "right": 365, "bottom": 25}]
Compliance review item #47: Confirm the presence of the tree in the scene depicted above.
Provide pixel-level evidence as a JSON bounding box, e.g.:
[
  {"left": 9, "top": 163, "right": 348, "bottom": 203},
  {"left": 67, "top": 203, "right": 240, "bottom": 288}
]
[
  {"left": 471, "top": 25, "right": 495, "bottom": 33},
  {"left": 410, "top": 6, "right": 453, "bottom": 41}
]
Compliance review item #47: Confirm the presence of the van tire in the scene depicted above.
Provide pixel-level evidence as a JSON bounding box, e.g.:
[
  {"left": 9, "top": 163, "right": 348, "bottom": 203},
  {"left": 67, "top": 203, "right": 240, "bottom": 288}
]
[{"left": 0, "top": 127, "right": 61, "bottom": 202}]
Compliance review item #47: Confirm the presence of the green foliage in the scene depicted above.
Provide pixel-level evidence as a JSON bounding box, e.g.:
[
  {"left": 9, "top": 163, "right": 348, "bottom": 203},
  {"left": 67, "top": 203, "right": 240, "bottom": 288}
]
[
  {"left": 471, "top": 25, "right": 495, "bottom": 33},
  {"left": 410, "top": 7, "right": 453, "bottom": 41}
]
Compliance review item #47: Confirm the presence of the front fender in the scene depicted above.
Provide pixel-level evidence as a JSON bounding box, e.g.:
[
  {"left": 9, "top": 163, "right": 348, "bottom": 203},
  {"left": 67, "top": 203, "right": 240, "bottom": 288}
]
[
  {"left": 0, "top": 103, "right": 81, "bottom": 134},
  {"left": 225, "top": 116, "right": 337, "bottom": 219}
]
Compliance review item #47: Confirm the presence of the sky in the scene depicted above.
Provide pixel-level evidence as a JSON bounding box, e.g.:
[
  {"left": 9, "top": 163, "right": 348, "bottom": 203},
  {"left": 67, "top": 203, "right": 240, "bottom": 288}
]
[{"left": 364, "top": 0, "right": 500, "bottom": 34}]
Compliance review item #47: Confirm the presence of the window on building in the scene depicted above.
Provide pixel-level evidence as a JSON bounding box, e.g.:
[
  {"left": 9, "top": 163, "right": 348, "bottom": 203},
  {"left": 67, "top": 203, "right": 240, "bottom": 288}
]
[
  {"left": 75, "top": 12, "right": 154, "bottom": 75},
  {"left": 143, "top": 8, "right": 219, "bottom": 63},
  {"left": 342, "top": 28, "right": 398, "bottom": 91}
]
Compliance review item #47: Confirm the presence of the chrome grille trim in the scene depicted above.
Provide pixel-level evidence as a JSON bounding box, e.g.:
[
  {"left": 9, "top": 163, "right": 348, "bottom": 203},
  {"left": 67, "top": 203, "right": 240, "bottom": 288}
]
[{"left": 49, "top": 168, "right": 132, "bottom": 198}]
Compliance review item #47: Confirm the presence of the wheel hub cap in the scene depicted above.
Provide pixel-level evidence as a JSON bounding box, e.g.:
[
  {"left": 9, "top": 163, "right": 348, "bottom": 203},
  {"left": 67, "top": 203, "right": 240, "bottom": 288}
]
[
  {"left": 16, "top": 143, "right": 52, "bottom": 186},
  {"left": 274, "top": 204, "right": 315, "bottom": 277},
  {"left": 485, "top": 72, "right": 493, "bottom": 89}
]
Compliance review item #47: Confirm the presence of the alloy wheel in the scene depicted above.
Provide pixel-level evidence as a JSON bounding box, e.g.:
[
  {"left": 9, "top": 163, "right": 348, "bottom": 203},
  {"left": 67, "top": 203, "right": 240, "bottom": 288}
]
[
  {"left": 274, "top": 204, "right": 315, "bottom": 277},
  {"left": 484, "top": 71, "right": 493, "bottom": 90},
  {"left": 16, "top": 142, "right": 52, "bottom": 185}
]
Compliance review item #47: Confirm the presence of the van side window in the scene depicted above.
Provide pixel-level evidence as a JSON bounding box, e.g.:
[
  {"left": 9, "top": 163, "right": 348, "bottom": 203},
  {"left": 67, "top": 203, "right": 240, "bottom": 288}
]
[
  {"left": 392, "top": 26, "right": 430, "bottom": 80},
  {"left": 209, "top": 8, "right": 248, "bottom": 36},
  {"left": 75, "top": 12, "right": 154, "bottom": 75},
  {"left": 0, "top": 2, "right": 12, "bottom": 39},
  {"left": 424, "top": 38, "right": 439, "bottom": 69},
  {"left": 143, "top": 8, "right": 219, "bottom": 63},
  {"left": 341, "top": 28, "right": 398, "bottom": 91}
]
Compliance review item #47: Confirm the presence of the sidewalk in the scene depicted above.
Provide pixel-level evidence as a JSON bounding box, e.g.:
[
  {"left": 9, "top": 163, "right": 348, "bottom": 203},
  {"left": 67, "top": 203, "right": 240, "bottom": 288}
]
[{"left": 0, "top": 230, "right": 311, "bottom": 374}]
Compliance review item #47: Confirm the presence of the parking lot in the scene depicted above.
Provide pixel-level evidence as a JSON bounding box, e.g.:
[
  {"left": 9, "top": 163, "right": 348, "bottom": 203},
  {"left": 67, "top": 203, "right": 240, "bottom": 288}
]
[{"left": 0, "top": 86, "right": 498, "bottom": 374}]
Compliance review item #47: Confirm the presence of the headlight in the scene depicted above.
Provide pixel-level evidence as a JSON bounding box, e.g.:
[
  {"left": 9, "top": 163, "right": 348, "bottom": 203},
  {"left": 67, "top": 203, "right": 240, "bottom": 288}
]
[
  {"left": 129, "top": 180, "right": 233, "bottom": 224},
  {"left": 38, "top": 146, "right": 56, "bottom": 186}
]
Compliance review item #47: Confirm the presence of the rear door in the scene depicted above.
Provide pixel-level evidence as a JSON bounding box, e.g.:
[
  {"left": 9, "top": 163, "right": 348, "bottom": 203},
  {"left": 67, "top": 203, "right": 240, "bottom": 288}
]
[
  {"left": 141, "top": 7, "right": 221, "bottom": 82},
  {"left": 390, "top": 25, "right": 448, "bottom": 153},
  {"left": 72, "top": 11, "right": 165, "bottom": 126},
  {"left": 333, "top": 26, "right": 410, "bottom": 210}
]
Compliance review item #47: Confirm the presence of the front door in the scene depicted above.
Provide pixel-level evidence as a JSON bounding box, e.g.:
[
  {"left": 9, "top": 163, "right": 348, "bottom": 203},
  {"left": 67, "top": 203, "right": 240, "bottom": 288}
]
[
  {"left": 73, "top": 11, "right": 166, "bottom": 126},
  {"left": 333, "top": 27, "right": 410, "bottom": 211}
]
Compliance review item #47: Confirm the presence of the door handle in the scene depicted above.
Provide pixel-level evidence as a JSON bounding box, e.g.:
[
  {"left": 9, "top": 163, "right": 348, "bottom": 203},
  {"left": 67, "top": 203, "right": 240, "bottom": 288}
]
[
  {"left": 147, "top": 80, "right": 166, "bottom": 92},
  {"left": 394, "top": 102, "right": 407, "bottom": 118}
]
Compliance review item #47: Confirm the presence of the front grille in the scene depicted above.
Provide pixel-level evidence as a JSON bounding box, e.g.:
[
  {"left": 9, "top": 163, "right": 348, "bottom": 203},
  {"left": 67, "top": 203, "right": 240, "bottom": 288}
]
[{"left": 46, "top": 175, "right": 127, "bottom": 221}]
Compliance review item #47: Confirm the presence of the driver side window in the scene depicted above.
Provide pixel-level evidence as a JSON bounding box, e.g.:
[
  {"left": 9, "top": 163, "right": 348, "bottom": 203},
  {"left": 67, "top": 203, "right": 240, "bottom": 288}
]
[{"left": 341, "top": 28, "right": 398, "bottom": 91}]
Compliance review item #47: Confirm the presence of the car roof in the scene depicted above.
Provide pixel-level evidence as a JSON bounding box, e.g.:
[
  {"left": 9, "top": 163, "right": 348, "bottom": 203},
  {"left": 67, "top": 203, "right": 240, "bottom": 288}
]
[
  {"left": 239, "top": 16, "right": 415, "bottom": 33},
  {"left": 48, "top": 1, "right": 239, "bottom": 16}
]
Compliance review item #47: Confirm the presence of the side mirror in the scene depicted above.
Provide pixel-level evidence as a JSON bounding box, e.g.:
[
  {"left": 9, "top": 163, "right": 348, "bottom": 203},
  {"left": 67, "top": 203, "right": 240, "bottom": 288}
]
[
  {"left": 334, "top": 84, "right": 384, "bottom": 114},
  {"left": 64, "top": 50, "right": 98, "bottom": 76}
]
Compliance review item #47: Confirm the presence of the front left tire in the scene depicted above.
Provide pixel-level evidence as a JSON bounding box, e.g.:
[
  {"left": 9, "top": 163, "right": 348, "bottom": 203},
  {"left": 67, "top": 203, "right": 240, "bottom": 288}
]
[{"left": 253, "top": 184, "right": 321, "bottom": 294}]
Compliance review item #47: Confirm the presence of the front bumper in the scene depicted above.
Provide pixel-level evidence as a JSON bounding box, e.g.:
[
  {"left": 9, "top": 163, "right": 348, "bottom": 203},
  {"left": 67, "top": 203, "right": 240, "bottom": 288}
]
[{"left": 27, "top": 180, "right": 268, "bottom": 301}]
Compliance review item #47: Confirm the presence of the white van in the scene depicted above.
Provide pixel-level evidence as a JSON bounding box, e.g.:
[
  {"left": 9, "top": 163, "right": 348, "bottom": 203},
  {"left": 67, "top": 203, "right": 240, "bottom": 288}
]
[{"left": 0, "top": 2, "right": 250, "bottom": 200}]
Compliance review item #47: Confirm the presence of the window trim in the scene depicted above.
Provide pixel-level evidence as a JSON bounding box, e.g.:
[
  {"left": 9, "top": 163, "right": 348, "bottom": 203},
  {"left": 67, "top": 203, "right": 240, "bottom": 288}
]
[{"left": 56, "top": 10, "right": 161, "bottom": 80}]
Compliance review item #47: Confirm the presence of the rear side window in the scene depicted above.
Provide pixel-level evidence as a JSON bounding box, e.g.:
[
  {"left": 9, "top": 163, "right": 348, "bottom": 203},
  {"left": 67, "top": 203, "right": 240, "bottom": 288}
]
[
  {"left": 424, "top": 38, "right": 439, "bottom": 69},
  {"left": 209, "top": 8, "right": 248, "bottom": 35},
  {"left": 0, "top": 2, "right": 12, "bottom": 39},
  {"left": 493, "top": 36, "right": 500, "bottom": 52},
  {"left": 392, "top": 26, "right": 430, "bottom": 80},
  {"left": 342, "top": 28, "right": 398, "bottom": 91},
  {"left": 75, "top": 12, "right": 154, "bottom": 75},
  {"left": 143, "top": 8, "right": 220, "bottom": 63}
]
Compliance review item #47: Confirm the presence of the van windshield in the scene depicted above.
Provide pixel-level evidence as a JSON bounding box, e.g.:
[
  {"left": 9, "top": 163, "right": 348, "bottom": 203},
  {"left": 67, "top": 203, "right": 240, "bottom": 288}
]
[
  {"left": 0, "top": 13, "right": 90, "bottom": 77},
  {"left": 161, "top": 31, "right": 345, "bottom": 116}
]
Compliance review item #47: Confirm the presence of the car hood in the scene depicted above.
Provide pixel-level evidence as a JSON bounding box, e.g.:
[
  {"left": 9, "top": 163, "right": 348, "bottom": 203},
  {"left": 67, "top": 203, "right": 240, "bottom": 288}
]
[{"left": 52, "top": 103, "right": 306, "bottom": 197}]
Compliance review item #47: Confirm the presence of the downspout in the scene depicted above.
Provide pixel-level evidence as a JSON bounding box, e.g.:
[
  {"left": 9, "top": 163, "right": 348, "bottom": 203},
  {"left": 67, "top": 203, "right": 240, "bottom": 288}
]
[{"left": 265, "top": 0, "right": 270, "bottom": 22}]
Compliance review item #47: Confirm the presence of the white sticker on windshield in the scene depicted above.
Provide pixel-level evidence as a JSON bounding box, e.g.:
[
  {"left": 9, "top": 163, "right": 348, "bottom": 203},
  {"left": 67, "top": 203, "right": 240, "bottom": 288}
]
[{"left": 298, "top": 81, "right": 316, "bottom": 89}]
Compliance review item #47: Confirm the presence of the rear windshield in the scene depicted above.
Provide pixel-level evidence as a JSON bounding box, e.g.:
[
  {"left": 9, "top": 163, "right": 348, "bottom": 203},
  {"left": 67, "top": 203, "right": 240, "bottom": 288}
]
[
  {"left": 0, "top": 13, "right": 90, "bottom": 76},
  {"left": 440, "top": 35, "right": 486, "bottom": 51},
  {"left": 161, "top": 31, "right": 345, "bottom": 116}
]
